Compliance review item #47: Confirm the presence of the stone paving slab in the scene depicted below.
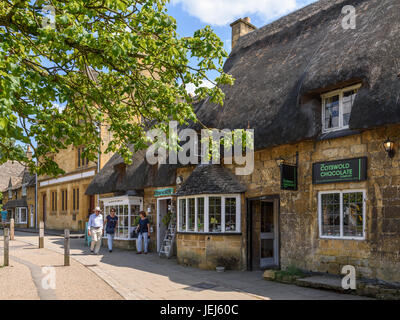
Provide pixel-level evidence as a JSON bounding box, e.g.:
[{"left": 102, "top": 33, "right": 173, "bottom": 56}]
[
  {"left": 6, "top": 230, "right": 372, "bottom": 300},
  {"left": 0, "top": 235, "right": 123, "bottom": 300}
]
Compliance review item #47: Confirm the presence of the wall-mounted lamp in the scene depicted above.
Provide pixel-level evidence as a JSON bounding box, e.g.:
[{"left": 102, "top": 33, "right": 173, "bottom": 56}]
[
  {"left": 383, "top": 138, "right": 396, "bottom": 158},
  {"left": 275, "top": 157, "right": 285, "bottom": 167}
]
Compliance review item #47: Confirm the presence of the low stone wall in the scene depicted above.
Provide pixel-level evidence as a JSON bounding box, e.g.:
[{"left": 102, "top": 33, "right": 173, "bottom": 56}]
[
  {"left": 102, "top": 238, "right": 137, "bottom": 251},
  {"left": 263, "top": 269, "right": 400, "bottom": 300},
  {"left": 177, "top": 233, "right": 243, "bottom": 270}
]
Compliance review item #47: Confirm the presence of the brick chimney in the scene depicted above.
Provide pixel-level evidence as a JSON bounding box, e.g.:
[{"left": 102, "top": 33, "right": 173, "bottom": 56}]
[{"left": 230, "top": 17, "right": 257, "bottom": 49}]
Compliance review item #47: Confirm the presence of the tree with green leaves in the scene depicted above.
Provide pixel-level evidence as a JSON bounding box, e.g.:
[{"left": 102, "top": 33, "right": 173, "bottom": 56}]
[{"left": 0, "top": 0, "right": 234, "bottom": 176}]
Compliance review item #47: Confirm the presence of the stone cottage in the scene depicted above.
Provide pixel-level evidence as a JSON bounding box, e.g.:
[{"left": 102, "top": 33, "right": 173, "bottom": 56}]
[
  {"left": 2, "top": 166, "right": 36, "bottom": 228},
  {"left": 87, "top": 0, "right": 400, "bottom": 283}
]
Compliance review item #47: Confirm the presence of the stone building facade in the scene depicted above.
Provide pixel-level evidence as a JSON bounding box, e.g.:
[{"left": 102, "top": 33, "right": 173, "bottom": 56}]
[
  {"left": 175, "top": 123, "right": 400, "bottom": 283},
  {"left": 37, "top": 125, "right": 113, "bottom": 231}
]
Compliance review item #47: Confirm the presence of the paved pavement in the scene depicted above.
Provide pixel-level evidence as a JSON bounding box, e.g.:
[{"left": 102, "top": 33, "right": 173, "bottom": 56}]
[
  {"left": 0, "top": 231, "right": 122, "bottom": 300},
  {"left": 1, "top": 230, "right": 371, "bottom": 300}
]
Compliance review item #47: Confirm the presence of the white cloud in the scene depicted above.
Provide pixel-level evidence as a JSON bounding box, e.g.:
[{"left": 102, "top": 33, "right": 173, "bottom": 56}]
[
  {"left": 186, "top": 80, "right": 215, "bottom": 95},
  {"left": 171, "top": 0, "right": 301, "bottom": 26}
]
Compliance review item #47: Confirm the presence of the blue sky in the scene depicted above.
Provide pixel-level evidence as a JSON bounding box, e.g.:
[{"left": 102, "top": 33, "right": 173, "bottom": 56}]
[
  {"left": 167, "top": 0, "right": 318, "bottom": 52},
  {"left": 166, "top": 0, "right": 317, "bottom": 92}
]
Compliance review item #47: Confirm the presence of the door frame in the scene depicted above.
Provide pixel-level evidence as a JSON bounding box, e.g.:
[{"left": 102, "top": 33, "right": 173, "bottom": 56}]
[
  {"left": 30, "top": 205, "right": 34, "bottom": 228},
  {"left": 156, "top": 197, "right": 172, "bottom": 252},
  {"left": 260, "top": 200, "right": 279, "bottom": 268},
  {"left": 246, "top": 195, "right": 280, "bottom": 271},
  {"left": 42, "top": 194, "right": 46, "bottom": 227}
]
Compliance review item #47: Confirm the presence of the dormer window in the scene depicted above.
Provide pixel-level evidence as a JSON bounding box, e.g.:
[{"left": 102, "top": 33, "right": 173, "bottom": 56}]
[
  {"left": 8, "top": 188, "right": 12, "bottom": 199},
  {"left": 321, "top": 84, "right": 361, "bottom": 133}
]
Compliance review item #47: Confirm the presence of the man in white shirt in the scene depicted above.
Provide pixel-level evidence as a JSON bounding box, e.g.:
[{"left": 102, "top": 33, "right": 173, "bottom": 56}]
[{"left": 88, "top": 207, "right": 103, "bottom": 254}]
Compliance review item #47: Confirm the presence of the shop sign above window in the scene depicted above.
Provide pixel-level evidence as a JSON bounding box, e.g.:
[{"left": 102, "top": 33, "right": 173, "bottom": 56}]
[
  {"left": 154, "top": 188, "right": 174, "bottom": 197},
  {"left": 313, "top": 157, "right": 367, "bottom": 184}
]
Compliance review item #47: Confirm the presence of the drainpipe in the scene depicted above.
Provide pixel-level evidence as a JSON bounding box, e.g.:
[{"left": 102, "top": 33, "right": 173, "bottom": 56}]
[
  {"left": 97, "top": 151, "right": 100, "bottom": 207},
  {"left": 35, "top": 172, "right": 38, "bottom": 229},
  {"left": 97, "top": 123, "right": 101, "bottom": 207}
]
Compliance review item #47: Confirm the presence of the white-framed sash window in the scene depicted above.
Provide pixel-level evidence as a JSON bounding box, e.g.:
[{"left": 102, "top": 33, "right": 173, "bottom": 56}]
[
  {"left": 321, "top": 84, "right": 361, "bottom": 133},
  {"left": 318, "top": 190, "right": 366, "bottom": 240},
  {"left": 16, "top": 207, "right": 28, "bottom": 224},
  {"left": 178, "top": 194, "right": 241, "bottom": 233}
]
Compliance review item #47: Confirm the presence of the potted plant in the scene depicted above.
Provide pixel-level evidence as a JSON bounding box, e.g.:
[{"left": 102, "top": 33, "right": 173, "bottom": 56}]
[{"left": 162, "top": 211, "right": 172, "bottom": 227}]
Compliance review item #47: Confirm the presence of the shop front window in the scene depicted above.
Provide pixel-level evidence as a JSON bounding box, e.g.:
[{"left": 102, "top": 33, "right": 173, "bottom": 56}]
[
  {"left": 179, "top": 199, "right": 186, "bottom": 231},
  {"left": 188, "top": 198, "right": 195, "bottom": 232},
  {"left": 16, "top": 207, "right": 28, "bottom": 224},
  {"left": 197, "top": 198, "right": 204, "bottom": 232},
  {"left": 209, "top": 197, "right": 221, "bottom": 233},
  {"left": 102, "top": 196, "right": 143, "bottom": 240},
  {"left": 319, "top": 190, "right": 365, "bottom": 239},
  {"left": 225, "top": 198, "right": 237, "bottom": 232},
  {"left": 130, "top": 205, "right": 141, "bottom": 227},
  {"left": 178, "top": 195, "right": 241, "bottom": 233}
]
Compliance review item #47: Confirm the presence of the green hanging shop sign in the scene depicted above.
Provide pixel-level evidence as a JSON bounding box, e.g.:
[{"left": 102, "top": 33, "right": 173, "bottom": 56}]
[
  {"left": 154, "top": 188, "right": 174, "bottom": 197},
  {"left": 312, "top": 157, "right": 367, "bottom": 184},
  {"left": 281, "top": 164, "right": 298, "bottom": 191}
]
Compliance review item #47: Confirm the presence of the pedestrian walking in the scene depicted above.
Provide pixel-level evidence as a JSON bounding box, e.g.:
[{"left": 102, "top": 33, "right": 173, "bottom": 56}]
[
  {"left": 88, "top": 207, "right": 103, "bottom": 255},
  {"left": 104, "top": 208, "right": 118, "bottom": 253},
  {"left": 136, "top": 211, "right": 150, "bottom": 254}
]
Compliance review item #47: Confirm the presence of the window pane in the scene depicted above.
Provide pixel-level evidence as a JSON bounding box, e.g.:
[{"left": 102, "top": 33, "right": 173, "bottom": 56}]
[
  {"left": 209, "top": 197, "right": 221, "bottom": 232},
  {"left": 131, "top": 205, "right": 140, "bottom": 227},
  {"left": 188, "top": 198, "right": 195, "bottom": 231},
  {"left": 321, "top": 193, "right": 340, "bottom": 236},
  {"left": 225, "top": 198, "right": 237, "bottom": 232},
  {"left": 343, "top": 192, "right": 364, "bottom": 237},
  {"left": 179, "top": 199, "right": 186, "bottom": 231},
  {"left": 197, "top": 198, "right": 204, "bottom": 232},
  {"left": 261, "top": 239, "right": 274, "bottom": 259},
  {"left": 342, "top": 89, "right": 357, "bottom": 127},
  {"left": 324, "top": 95, "right": 339, "bottom": 129}
]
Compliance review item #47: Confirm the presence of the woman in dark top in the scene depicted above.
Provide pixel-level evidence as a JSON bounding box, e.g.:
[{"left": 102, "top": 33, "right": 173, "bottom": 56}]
[
  {"left": 104, "top": 208, "right": 118, "bottom": 253},
  {"left": 136, "top": 211, "right": 150, "bottom": 254}
]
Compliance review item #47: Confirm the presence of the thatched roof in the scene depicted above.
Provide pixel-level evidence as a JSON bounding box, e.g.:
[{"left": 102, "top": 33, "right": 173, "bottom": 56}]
[
  {"left": 194, "top": 0, "right": 400, "bottom": 150},
  {"left": 85, "top": 148, "right": 177, "bottom": 195},
  {"left": 175, "top": 165, "right": 246, "bottom": 196},
  {"left": 0, "top": 161, "right": 25, "bottom": 192},
  {"left": 87, "top": 0, "right": 400, "bottom": 196}
]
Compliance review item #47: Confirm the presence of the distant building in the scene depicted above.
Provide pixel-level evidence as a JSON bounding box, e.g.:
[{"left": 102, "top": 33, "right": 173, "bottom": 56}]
[
  {"left": 36, "top": 124, "right": 113, "bottom": 231},
  {"left": 2, "top": 169, "right": 36, "bottom": 228},
  {"left": 1, "top": 148, "right": 36, "bottom": 228}
]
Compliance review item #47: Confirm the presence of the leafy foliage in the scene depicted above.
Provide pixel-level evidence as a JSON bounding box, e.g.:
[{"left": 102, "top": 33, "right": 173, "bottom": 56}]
[{"left": 0, "top": 0, "right": 234, "bottom": 175}]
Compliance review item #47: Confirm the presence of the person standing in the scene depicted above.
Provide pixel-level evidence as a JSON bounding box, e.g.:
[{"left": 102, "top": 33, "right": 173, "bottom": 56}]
[
  {"left": 136, "top": 211, "right": 150, "bottom": 254},
  {"left": 104, "top": 208, "right": 118, "bottom": 253},
  {"left": 88, "top": 207, "right": 104, "bottom": 255}
]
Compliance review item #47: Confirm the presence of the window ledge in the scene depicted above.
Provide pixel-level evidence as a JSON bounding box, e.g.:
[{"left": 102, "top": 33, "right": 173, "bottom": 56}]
[
  {"left": 318, "top": 128, "right": 360, "bottom": 141},
  {"left": 319, "top": 236, "right": 365, "bottom": 241},
  {"left": 178, "top": 232, "right": 242, "bottom": 236}
]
